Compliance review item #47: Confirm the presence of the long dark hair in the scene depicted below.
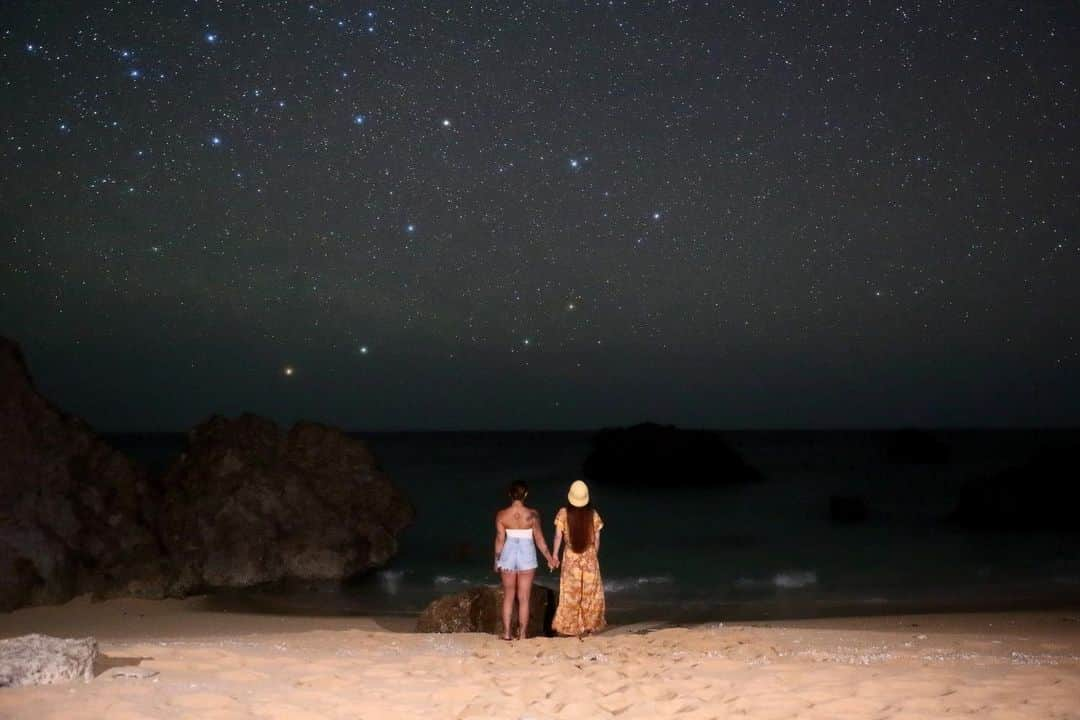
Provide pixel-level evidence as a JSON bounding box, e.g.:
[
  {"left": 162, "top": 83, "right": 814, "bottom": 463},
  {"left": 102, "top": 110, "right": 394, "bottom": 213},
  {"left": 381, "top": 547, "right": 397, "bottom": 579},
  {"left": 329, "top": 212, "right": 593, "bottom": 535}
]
[{"left": 566, "top": 503, "right": 595, "bottom": 553}]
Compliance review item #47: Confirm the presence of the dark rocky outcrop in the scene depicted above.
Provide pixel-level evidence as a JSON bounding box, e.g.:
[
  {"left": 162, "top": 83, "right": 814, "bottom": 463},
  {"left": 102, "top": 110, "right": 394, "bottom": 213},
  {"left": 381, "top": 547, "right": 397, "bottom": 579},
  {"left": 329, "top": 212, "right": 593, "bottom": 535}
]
[
  {"left": 0, "top": 634, "right": 98, "bottom": 687},
  {"left": 0, "top": 336, "right": 413, "bottom": 611},
  {"left": 157, "top": 414, "right": 413, "bottom": 594},
  {"left": 949, "top": 449, "right": 1078, "bottom": 531},
  {"left": 0, "top": 338, "right": 166, "bottom": 611},
  {"left": 416, "top": 585, "right": 555, "bottom": 638},
  {"left": 886, "top": 429, "right": 951, "bottom": 465},
  {"left": 829, "top": 495, "right": 867, "bottom": 525},
  {"left": 582, "top": 423, "right": 760, "bottom": 487}
]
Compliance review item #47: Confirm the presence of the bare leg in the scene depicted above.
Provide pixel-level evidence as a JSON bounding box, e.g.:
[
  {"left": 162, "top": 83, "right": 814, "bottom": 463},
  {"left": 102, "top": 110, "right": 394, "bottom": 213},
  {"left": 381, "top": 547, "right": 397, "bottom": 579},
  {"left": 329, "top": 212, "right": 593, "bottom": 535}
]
[
  {"left": 515, "top": 569, "right": 535, "bottom": 639},
  {"left": 499, "top": 570, "right": 516, "bottom": 639}
]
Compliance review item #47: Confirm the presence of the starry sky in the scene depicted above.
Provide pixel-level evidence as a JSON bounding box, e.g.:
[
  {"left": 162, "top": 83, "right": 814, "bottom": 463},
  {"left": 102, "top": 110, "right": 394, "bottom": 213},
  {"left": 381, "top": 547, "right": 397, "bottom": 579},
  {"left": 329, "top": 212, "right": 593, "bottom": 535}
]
[{"left": 1, "top": 2, "right": 1078, "bottom": 431}]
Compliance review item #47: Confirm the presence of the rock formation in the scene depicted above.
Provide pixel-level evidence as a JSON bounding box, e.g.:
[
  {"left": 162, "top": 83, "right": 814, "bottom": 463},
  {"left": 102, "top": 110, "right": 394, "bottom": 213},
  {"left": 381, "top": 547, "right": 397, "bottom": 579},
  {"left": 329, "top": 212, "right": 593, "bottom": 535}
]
[
  {"left": 0, "top": 338, "right": 166, "bottom": 611},
  {"left": 0, "top": 336, "right": 414, "bottom": 611},
  {"left": 416, "top": 585, "right": 556, "bottom": 638},
  {"left": 582, "top": 422, "right": 760, "bottom": 487},
  {"left": 949, "top": 448, "right": 1077, "bottom": 531},
  {"left": 886, "top": 428, "right": 951, "bottom": 465},
  {"left": 157, "top": 414, "right": 414, "bottom": 595},
  {"left": 0, "top": 634, "right": 98, "bottom": 687}
]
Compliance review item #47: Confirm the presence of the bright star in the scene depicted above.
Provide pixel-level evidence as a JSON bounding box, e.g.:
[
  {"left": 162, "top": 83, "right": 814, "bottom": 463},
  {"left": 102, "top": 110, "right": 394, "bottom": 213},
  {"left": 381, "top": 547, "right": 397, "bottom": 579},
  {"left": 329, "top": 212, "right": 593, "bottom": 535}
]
[
  {"left": 210, "top": 136, "right": 222, "bottom": 146},
  {"left": 406, "top": 224, "right": 416, "bottom": 232},
  {"left": 442, "top": 119, "right": 451, "bottom": 127},
  {"left": 283, "top": 366, "right": 295, "bottom": 377},
  {"left": 121, "top": 50, "right": 131, "bottom": 58},
  {"left": 129, "top": 69, "right": 140, "bottom": 78},
  {"left": 353, "top": 114, "right": 365, "bottom": 125},
  {"left": 359, "top": 346, "right": 369, "bottom": 355},
  {"left": 570, "top": 159, "right": 579, "bottom": 168},
  {"left": 205, "top": 33, "right": 218, "bottom": 43},
  {"left": 652, "top": 212, "right": 661, "bottom": 220}
]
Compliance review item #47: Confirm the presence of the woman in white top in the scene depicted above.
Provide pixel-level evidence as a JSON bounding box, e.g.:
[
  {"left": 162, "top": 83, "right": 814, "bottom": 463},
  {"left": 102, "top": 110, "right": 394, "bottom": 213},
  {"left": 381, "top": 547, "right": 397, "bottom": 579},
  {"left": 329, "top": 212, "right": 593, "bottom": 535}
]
[{"left": 494, "top": 480, "right": 556, "bottom": 640}]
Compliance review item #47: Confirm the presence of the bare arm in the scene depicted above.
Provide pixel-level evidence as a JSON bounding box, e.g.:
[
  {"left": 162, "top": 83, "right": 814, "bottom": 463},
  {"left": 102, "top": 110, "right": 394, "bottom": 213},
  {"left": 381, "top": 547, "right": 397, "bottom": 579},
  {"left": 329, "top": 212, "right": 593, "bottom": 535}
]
[
  {"left": 530, "top": 509, "right": 554, "bottom": 567},
  {"left": 594, "top": 528, "right": 601, "bottom": 555},
  {"left": 493, "top": 513, "right": 506, "bottom": 572},
  {"left": 552, "top": 510, "right": 563, "bottom": 561}
]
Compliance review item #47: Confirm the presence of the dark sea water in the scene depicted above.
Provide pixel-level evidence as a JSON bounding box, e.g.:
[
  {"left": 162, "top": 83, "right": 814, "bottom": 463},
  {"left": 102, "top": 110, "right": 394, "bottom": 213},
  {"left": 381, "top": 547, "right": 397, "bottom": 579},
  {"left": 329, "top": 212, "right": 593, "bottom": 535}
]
[{"left": 110, "top": 430, "right": 1080, "bottom": 624}]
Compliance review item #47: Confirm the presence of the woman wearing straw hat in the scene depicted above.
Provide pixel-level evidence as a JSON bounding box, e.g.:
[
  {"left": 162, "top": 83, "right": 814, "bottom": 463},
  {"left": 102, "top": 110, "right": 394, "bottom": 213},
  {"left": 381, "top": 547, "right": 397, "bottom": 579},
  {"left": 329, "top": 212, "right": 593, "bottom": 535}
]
[{"left": 552, "top": 480, "right": 606, "bottom": 637}]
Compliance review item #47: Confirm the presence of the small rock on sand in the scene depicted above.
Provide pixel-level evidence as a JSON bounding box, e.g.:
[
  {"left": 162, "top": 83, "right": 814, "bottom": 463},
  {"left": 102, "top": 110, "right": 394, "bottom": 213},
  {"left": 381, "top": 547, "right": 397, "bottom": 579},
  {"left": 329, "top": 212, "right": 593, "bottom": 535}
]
[{"left": 0, "top": 634, "right": 98, "bottom": 687}]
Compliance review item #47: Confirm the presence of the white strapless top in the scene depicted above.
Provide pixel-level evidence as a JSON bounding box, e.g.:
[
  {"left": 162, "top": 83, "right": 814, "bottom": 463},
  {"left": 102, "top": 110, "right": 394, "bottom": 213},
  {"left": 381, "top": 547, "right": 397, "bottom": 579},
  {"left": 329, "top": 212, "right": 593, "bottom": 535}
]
[{"left": 505, "top": 528, "right": 533, "bottom": 539}]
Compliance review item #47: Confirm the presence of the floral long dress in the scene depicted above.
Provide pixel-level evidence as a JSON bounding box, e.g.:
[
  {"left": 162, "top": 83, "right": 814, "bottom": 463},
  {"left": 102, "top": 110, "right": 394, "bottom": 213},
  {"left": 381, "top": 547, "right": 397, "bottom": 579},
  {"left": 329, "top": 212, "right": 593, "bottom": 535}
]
[{"left": 552, "top": 508, "right": 606, "bottom": 636}]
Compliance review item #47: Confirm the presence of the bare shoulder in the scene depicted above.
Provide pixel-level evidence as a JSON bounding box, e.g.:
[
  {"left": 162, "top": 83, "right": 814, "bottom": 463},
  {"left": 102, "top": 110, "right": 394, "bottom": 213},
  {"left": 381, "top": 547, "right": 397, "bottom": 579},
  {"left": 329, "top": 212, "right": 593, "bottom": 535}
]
[
  {"left": 495, "top": 507, "right": 507, "bottom": 524},
  {"left": 526, "top": 506, "right": 542, "bottom": 525}
]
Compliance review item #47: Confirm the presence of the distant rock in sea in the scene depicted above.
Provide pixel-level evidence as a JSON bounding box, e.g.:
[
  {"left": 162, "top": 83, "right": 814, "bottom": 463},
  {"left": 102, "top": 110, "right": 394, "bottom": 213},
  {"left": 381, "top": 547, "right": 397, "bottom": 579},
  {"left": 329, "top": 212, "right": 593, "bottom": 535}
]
[
  {"left": 0, "top": 336, "right": 413, "bottom": 611},
  {"left": 158, "top": 414, "right": 414, "bottom": 594},
  {"left": 886, "top": 428, "right": 951, "bottom": 465},
  {"left": 0, "top": 337, "right": 167, "bottom": 611},
  {"left": 949, "top": 448, "right": 1078, "bottom": 532},
  {"left": 582, "top": 422, "right": 760, "bottom": 487},
  {"left": 416, "top": 585, "right": 555, "bottom": 637}
]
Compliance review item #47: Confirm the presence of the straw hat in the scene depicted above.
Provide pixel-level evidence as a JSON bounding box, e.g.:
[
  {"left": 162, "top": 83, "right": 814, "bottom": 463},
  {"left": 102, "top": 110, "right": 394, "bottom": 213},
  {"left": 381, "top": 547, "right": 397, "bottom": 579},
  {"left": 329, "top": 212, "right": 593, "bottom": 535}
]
[{"left": 567, "top": 480, "right": 590, "bottom": 507}]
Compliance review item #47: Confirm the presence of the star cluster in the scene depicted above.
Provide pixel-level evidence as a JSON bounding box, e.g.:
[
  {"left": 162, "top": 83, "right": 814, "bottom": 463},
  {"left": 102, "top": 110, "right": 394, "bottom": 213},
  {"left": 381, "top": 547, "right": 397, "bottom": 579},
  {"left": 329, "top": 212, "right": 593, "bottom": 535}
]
[{"left": 1, "top": 2, "right": 1077, "bottom": 429}]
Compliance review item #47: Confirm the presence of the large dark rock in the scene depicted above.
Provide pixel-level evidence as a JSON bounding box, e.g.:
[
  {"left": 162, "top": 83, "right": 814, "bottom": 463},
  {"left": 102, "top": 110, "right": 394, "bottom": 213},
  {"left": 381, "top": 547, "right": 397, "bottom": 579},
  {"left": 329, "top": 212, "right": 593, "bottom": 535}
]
[
  {"left": 416, "top": 585, "right": 555, "bottom": 638},
  {"left": 0, "top": 634, "right": 98, "bottom": 687},
  {"left": 949, "top": 449, "right": 1078, "bottom": 531},
  {"left": 886, "top": 429, "right": 951, "bottom": 465},
  {"left": 0, "top": 336, "right": 414, "bottom": 611},
  {"left": 0, "top": 338, "right": 166, "bottom": 611},
  {"left": 157, "top": 414, "right": 413, "bottom": 594},
  {"left": 582, "top": 423, "right": 760, "bottom": 487},
  {"left": 829, "top": 495, "right": 867, "bottom": 525}
]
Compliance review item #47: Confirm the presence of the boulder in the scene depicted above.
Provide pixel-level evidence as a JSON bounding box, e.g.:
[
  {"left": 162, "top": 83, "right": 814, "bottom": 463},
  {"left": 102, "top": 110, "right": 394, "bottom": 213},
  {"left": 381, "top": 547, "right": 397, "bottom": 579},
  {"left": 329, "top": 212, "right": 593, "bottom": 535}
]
[
  {"left": 582, "top": 423, "right": 760, "bottom": 487},
  {"left": 157, "top": 414, "right": 414, "bottom": 594},
  {"left": 416, "top": 585, "right": 556, "bottom": 638},
  {"left": 0, "top": 337, "right": 167, "bottom": 611},
  {"left": 886, "top": 429, "right": 951, "bottom": 465},
  {"left": 829, "top": 495, "right": 867, "bottom": 525},
  {"left": 0, "top": 634, "right": 98, "bottom": 687},
  {"left": 0, "top": 335, "right": 415, "bottom": 611},
  {"left": 949, "top": 449, "right": 1078, "bottom": 531}
]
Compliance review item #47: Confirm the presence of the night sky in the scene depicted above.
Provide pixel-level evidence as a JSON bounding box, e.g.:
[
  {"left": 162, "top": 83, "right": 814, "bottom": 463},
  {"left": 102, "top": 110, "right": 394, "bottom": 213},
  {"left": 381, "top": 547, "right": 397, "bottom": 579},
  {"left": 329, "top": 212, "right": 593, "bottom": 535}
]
[{"left": 1, "top": 2, "right": 1077, "bottom": 431}]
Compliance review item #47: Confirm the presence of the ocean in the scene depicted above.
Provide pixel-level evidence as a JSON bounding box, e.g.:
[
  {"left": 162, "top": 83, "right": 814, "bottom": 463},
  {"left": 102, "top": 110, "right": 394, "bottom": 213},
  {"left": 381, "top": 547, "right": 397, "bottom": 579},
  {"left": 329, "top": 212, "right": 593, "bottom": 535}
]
[{"left": 110, "top": 429, "right": 1080, "bottom": 624}]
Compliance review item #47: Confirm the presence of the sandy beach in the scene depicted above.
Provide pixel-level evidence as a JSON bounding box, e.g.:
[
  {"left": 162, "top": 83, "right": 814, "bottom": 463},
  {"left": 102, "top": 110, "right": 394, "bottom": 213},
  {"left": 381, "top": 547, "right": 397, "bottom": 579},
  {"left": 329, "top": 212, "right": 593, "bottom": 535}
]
[{"left": 2, "top": 597, "right": 1078, "bottom": 719}]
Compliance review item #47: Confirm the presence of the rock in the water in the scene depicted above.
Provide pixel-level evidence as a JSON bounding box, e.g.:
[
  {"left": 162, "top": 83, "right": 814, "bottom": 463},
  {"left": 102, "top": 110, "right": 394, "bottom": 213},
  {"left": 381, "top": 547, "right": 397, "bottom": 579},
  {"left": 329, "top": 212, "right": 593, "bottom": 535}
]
[
  {"left": 582, "top": 422, "right": 760, "bottom": 487},
  {"left": 949, "top": 448, "right": 1078, "bottom": 531},
  {"left": 416, "top": 585, "right": 555, "bottom": 637},
  {"left": 886, "top": 429, "right": 951, "bottom": 465},
  {"left": 157, "top": 414, "right": 414, "bottom": 594},
  {"left": 0, "top": 337, "right": 167, "bottom": 611},
  {"left": 0, "top": 634, "right": 98, "bottom": 687},
  {"left": 829, "top": 495, "right": 867, "bottom": 525}
]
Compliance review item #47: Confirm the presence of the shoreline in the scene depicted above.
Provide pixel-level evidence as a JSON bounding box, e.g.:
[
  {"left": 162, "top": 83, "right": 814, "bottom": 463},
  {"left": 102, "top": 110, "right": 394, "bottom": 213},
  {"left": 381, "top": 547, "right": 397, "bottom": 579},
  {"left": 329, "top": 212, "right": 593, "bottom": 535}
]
[{"left": 2, "top": 596, "right": 1079, "bottom": 719}]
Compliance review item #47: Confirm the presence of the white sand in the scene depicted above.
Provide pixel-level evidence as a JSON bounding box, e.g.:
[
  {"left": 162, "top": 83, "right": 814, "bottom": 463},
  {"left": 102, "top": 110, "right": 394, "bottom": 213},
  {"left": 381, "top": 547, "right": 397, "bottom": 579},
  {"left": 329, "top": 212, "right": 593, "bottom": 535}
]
[{"left": 2, "top": 596, "right": 1079, "bottom": 719}]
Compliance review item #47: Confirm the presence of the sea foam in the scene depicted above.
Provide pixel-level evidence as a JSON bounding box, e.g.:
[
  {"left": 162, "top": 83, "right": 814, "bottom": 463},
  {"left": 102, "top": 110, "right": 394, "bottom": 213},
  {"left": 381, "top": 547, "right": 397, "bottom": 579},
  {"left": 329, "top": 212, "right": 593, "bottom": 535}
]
[{"left": 604, "top": 576, "right": 674, "bottom": 593}]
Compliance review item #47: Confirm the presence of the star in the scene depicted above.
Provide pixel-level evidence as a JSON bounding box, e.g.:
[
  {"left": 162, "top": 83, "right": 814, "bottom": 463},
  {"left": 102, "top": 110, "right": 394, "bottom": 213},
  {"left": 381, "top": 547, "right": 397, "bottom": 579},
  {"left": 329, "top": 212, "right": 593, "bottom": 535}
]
[
  {"left": 652, "top": 211, "right": 661, "bottom": 220},
  {"left": 441, "top": 119, "right": 452, "bottom": 127},
  {"left": 283, "top": 366, "right": 295, "bottom": 377},
  {"left": 570, "top": 159, "right": 579, "bottom": 169},
  {"left": 353, "top": 114, "right": 366, "bottom": 125},
  {"left": 205, "top": 33, "right": 218, "bottom": 43},
  {"left": 128, "top": 69, "right": 140, "bottom": 78},
  {"left": 406, "top": 224, "right": 416, "bottom": 233},
  {"left": 210, "top": 136, "right": 222, "bottom": 146},
  {"left": 359, "top": 345, "right": 369, "bottom": 355}
]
